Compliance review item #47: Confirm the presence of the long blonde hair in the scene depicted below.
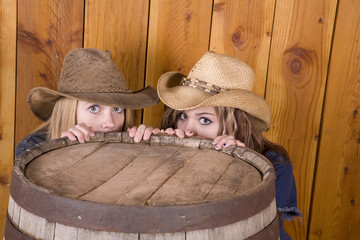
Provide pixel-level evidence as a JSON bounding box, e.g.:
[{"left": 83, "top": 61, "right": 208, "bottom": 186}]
[
  {"left": 160, "top": 106, "right": 290, "bottom": 162},
  {"left": 34, "top": 97, "right": 77, "bottom": 139}
]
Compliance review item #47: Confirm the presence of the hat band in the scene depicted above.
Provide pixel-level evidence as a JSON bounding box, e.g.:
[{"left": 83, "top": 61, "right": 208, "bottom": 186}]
[
  {"left": 61, "top": 88, "right": 131, "bottom": 93},
  {"left": 180, "top": 77, "right": 224, "bottom": 95}
]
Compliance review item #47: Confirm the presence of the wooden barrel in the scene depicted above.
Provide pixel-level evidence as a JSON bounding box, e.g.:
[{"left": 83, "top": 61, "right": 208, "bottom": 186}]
[{"left": 5, "top": 132, "right": 279, "bottom": 240}]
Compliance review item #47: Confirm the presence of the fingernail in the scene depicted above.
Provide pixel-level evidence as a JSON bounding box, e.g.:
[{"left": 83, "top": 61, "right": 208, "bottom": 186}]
[
  {"left": 223, "top": 143, "right": 226, "bottom": 146},
  {"left": 215, "top": 145, "right": 219, "bottom": 149}
]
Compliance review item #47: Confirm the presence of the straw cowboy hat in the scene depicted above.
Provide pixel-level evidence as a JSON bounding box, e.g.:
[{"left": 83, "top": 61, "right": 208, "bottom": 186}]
[
  {"left": 28, "top": 48, "right": 159, "bottom": 121},
  {"left": 157, "top": 51, "right": 272, "bottom": 132}
]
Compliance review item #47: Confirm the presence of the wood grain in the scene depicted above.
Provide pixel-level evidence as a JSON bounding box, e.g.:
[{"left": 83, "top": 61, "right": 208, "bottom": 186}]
[
  {"left": 264, "top": 0, "right": 337, "bottom": 238},
  {"left": 144, "top": 0, "right": 213, "bottom": 127},
  {"left": 25, "top": 142, "right": 261, "bottom": 206},
  {"left": 16, "top": 0, "right": 84, "bottom": 143},
  {"left": 84, "top": 0, "right": 151, "bottom": 128},
  {"left": 209, "top": 0, "right": 276, "bottom": 97},
  {"left": 0, "top": 0, "right": 16, "bottom": 237},
  {"left": 2, "top": 1, "right": 360, "bottom": 239},
  {"left": 308, "top": 0, "right": 360, "bottom": 239}
]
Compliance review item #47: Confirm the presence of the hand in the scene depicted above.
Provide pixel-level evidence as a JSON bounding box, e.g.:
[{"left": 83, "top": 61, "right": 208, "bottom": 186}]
[
  {"left": 127, "top": 124, "right": 161, "bottom": 143},
  {"left": 61, "top": 122, "right": 94, "bottom": 143},
  {"left": 162, "top": 128, "right": 194, "bottom": 138},
  {"left": 212, "top": 135, "right": 245, "bottom": 150}
]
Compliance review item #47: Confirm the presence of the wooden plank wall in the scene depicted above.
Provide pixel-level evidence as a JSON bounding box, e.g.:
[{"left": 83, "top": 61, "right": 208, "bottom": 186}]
[
  {"left": 0, "top": 0, "right": 359, "bottom": 239},
  {"left": 0, "top": 0, "right": 17, "bottom": 237}
]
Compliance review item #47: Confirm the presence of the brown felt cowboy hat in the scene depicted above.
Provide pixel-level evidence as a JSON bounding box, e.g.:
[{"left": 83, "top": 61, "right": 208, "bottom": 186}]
[
  {"left": 28, "top": 48, "right": 159, "bottom": 121},
  {"left": 157, "top": 51, "right": 272, "bottom": 132}
]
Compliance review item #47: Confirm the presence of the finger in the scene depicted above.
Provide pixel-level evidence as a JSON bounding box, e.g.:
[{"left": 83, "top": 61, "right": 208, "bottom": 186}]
[
  {"left": 142, "top": 126, "right": 154, "bottom": 141},
  {"left": 134, "top": 124, "right": 147, "bottom": 143},
  {"left": 235, "top": 140, "right": 246, "bottom": 147},
  {"left": 73, "top": 124, "right": 93, "bottom": 142},
  {"left": 61, "top": 131, "right": 77, "bottom": 141},
  {"left": 212, "top": 135, "right": 227, "bottom": 147},
  {"left": 152, "top": 128, "right": 161, "bottom": 135},
  {"left": 223, "top": 139, "right": 237, "bottom": 149},
  {"left": 175, "top": 129, "right": 185, "bottom": 138},
  {"left": 63, "top": 127, "right": 86, "bottom": 143},
  {"left": 128, "top": 126, "right": 137, "bottom": 137},
  {"left": 164, "top": 128, "right": 176, "bottom": 135},
  {"left": 212, "top": 135, "right": 224, "bottom": 144},
  {"left": 213, "top": 135, "right": 233, "bottom": 150},
  {"left": 184, "top": 130, "right": 194, "bottom": 137}
]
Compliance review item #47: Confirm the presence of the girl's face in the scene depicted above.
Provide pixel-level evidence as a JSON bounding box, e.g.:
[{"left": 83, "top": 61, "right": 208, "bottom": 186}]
[
  {"left": 176, "top": 106, "right": 220, "bottom": 139},
  {"left": 76, "top": 101, "right": 125, "bottom": 132}
]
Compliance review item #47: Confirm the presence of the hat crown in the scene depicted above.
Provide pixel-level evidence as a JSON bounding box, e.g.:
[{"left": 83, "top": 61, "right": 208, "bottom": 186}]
[
  {"left": 187, "top": 51, "right": 255, "bottom": 91},
  {"left": 58, "top": 48, "right": 129, "bottom": 93}
]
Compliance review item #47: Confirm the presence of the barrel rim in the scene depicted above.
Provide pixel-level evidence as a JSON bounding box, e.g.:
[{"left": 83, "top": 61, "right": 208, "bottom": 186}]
[{"left": 10, "top": 132, "right": 276, "bottom": 233}]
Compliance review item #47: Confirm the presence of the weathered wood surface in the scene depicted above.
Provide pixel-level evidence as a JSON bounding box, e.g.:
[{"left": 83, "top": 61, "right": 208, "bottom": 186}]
[
  {"left": 25, "top": 142, "right": 261, "bottom": 205},
  {"left": 84, "top": 0, "right": 151, "bottom": 127},
  {"left": 1, "top": 0, "right": 360, "bottom": 239},
  {"left": 308, "top": 0, "right": 360, "bottom": 239},
  {"left": 143, "top": 0, "right": 213, "bottom": 126},
  {"left": 6, "top": 135, "right": 277, "bottom": 239},
  {"left": 16, "top": 0, "right": 84, "bottom": 144},
  {"left": 263, "top": 0, "right": 337, "bottom": 238},
  {"left": 209, "top": 0, "right": 276, "bottom": 97},
  {"left": 0, "top": 0, "right": 17, "bottom": 238}
]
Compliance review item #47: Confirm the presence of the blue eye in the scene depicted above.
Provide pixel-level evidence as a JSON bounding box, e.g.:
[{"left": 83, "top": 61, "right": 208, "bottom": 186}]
[
  {"left": 179, "top": 113, "right": 187, "bottom": 120},
  {"left": 89, "top": 105, "right": 100, "bottom": 113},
  {"left": 199, "top": 117, "right": 212, "bottom": 125},
  {"left": 114, "top": 107, "right": 122, "bottom": 113}
]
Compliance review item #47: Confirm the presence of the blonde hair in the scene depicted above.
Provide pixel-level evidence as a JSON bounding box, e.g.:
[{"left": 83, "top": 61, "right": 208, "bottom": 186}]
[
  {"left": 47, "top": 97, "right": 77, "bottom": 139},
  {"left": 160, "top": 106, "right": 290, "bottom": 162}
]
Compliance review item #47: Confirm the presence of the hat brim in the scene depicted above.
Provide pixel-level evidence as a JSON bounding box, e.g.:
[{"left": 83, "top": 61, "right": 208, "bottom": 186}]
[
  {"left": 28, "top": 86, "right": 159, "bottom": 121},
  {"left": 157, "top": 72, "right": 271, "bottom": 132}
]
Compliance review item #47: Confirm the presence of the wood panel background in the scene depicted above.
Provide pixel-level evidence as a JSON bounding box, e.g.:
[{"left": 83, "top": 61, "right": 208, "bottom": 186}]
[{"left": 1, "top": 0, "right": 359, "bottom": 239}]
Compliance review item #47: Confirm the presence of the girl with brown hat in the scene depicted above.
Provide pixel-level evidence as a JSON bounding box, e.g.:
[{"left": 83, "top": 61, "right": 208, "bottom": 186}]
[
  {"left": 16, "top": 48, "right": 159, "bottom": 156},
  {"left": 129, "top": 51, "right": 302, "bottom": 239}
]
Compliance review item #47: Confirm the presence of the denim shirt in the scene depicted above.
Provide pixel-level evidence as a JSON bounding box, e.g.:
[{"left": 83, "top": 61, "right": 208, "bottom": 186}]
[
  {"left": 264, "top": 150, "right": 302, "bottom": 240},
  {"left": 16, "top": 131, "right": 48, "bottom": 156}
]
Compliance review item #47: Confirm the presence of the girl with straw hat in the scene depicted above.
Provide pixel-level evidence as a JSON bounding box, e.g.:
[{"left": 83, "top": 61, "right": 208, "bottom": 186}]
[
  {"left": 129, "top": 51, "right": 302, "bottom": 239},
  {"left": 16, "top": 48, "right": 159, "bottom": 156}
]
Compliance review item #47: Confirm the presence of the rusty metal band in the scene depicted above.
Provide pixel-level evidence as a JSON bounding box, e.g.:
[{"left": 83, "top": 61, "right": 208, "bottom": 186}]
[
  {"left": 4, "top": 214, "right": 34, "bottom": 240},
  {"left": 10, "top": 133, "right": 276, "bottom": 234},
  {"left": 10, "top": 168, "right": 275, "bottom": 233}
]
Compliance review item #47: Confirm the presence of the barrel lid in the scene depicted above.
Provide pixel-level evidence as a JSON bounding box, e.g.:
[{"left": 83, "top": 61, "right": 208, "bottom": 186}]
[{"left": 11, "top": 132, "right": 276, "bottom": 233}]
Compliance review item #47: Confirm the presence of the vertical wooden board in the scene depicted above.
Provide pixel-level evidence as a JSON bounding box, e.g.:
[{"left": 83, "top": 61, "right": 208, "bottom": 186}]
[
  {"left": 84, "top": 0, "right": 150, "bottom": 127},
  {"left": 88, "top": 231, "right": 138, "bottom": 240},
  {"left": 0, "top": 0, "right": 16, "bottom": 237},
  {"left": 309, "top": 1, "right": 360, "bottom": 239},
  {"left": 16, "top": 0, "right": 84, "bottom": 144},
  {"left": 209, "top": 0, "right": 276, "bottom": 97},
  {"left": 144, "top": 0, "right": 213, "bottom": 127},
  {"left": 54, "top": 223, "right": 78, "bottom": 240},
  {"left": 264, "top": 0, "right": 337, "bottom": 239},
  {"left": 140, "top": 233, "right": 185, "bottom": 240}
]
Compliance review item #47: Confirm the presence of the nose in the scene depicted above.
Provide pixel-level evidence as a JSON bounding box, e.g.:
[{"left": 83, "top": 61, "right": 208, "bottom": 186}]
[
  {"left": 101, "top": 111, "right": 116, "bottom": 129},
  {"left": 182, "top": 121, "right": 197, "bottom": 136}
]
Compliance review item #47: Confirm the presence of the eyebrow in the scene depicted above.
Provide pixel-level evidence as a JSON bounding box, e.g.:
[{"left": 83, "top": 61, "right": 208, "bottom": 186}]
[{"left": 194, "top": 112, "right": 216, "bottom": 116}]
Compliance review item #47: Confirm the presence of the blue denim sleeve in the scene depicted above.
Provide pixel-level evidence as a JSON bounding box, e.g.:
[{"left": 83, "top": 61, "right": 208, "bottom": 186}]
[
  {"left": 273, "top": 162, "right": 302, "bottom": 220},
  {"left": 16, "top": 131, "right": 48, "bottom": 156},
  {"left": 264, "top": 151, "right": 302, "bottom": 240}
]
